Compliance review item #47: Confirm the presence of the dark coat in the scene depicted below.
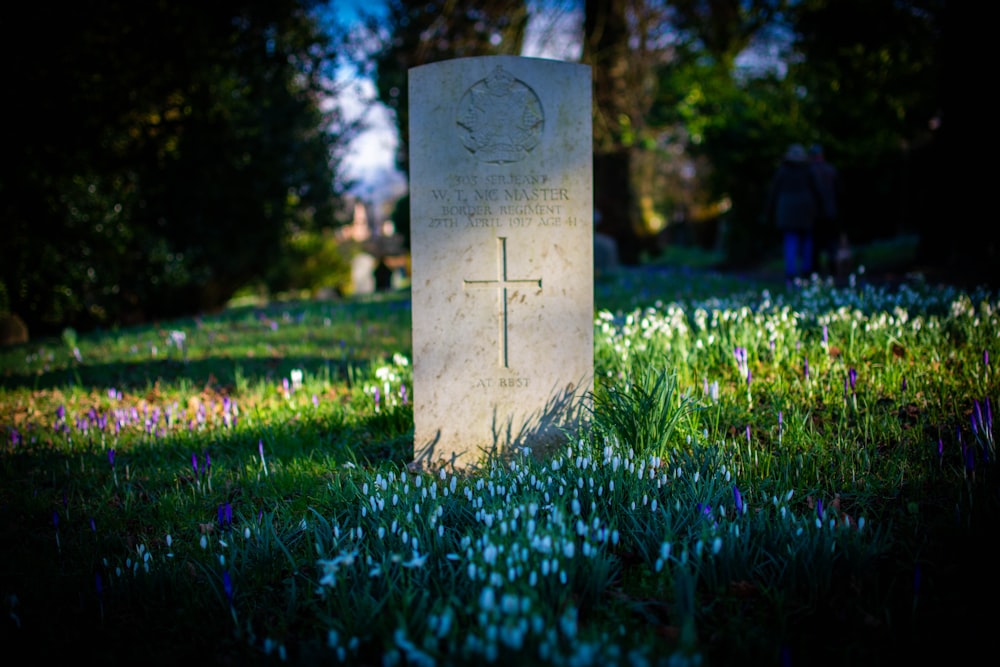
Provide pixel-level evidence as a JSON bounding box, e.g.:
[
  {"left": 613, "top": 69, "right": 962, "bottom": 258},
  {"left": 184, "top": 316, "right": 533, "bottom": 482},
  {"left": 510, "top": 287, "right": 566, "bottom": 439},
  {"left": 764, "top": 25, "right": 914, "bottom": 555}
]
[{"left": 767, "top": 161, "right": 822, "bottom": 232}]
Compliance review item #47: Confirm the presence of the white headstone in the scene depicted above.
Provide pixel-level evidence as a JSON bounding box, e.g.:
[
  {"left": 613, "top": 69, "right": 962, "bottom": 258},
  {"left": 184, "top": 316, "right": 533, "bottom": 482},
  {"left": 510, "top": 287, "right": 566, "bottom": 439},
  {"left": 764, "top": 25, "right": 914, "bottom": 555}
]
[
  {"left": 409, "top": 56, "right": 594, "bottom": 468},
  {"left": 351, "top": 252, "right": 376, "bottom": 296}
]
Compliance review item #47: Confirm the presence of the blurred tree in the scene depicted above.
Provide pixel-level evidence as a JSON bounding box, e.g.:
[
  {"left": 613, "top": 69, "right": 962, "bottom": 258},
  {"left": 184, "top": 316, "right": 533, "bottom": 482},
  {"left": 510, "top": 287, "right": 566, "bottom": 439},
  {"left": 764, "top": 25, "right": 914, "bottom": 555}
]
[
  {"left": 583, "top": 0, "right": 659, "bottom": 265},
  {"left": 789, "top": 0, "right": 949, "bottom": 261},
  {"left": 364, "top": 0, "right": 529, "bottom": 176},
  {"left": 1, "top": 0, "right": 355, "bottom": 336}
]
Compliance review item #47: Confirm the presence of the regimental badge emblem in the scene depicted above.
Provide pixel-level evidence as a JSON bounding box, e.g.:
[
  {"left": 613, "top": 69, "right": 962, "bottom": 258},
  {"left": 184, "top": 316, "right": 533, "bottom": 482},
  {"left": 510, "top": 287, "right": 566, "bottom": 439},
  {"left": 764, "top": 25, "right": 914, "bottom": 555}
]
[{"left": 456, "top": 65, "right": 544, "bottom": 164}]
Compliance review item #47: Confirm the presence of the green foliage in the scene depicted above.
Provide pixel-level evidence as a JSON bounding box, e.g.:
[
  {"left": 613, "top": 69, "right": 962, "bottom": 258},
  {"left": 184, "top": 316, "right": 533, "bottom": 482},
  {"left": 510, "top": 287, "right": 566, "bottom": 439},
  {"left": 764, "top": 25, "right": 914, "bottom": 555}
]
[
  {"left": 2, "top": 1, "right": 354, "bottom": 336},
  {"left": 1, "top": 271, "right": 999, "bottom": 664},
  {"left": 590, "top": 364, "right": 700, "bottom": 459},
  {"left": 264, "top": 230, "right": 353, "bottom": 297}
]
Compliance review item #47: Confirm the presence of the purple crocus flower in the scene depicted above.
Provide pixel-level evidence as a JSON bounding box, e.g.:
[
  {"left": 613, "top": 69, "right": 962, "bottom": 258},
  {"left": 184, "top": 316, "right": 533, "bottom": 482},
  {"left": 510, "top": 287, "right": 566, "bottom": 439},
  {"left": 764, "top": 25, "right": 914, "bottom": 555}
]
[
  {"left": 218, "top": 504, "right": 225, "bottom": 527},
  {"left": 225, "top": 502, "right": 233, "bottom": 526},
  {"left": 374, "top": 387, "right": 380, "bottom": 410},
  {"left": 803, "top": 357, "right": 809, "bottom": 380},
  {"left": 192, "top": 452, "right": 199, "bottom": 476},
  {"left": 53, "top": 511, "right": 59, "bottom": 528},
  {"left": 937, "top": 438, "right": 943, "bottom": 461},
  {"left": 816, "top": 499, "right": 824, "bottom": 520},
  {"left": 984, "top": 349, "right": 990, "bottom": 369},
  {"left": 90, "top": 517, "right": 97, "bottom": 532},
  {"left": 108, "top": 449, "right": 116, "bottom": 468},
  {"left": 400, "top": 385, "right": 408, "bottom": 405},
  {"left": 204, "top": 452, "right": 211, "bottom": 473},
  {"left": 96, "top": 572, "right": 103, "bottom": 598},
  {"left": 733, "top": 486, "right": 744, "bottom": 515},
  {"left": 822, "top": 325, "right": 828, "bottom": 345},
  {"left": 312, "top": 394, "right": 320, "bottom": 408},
  {"left": 223, "top": 570, "right": 233, "bottom": 603},
  {"left": 848, "top": 367, "right": 857, "bottom": 392},
  {"left": 901, "top": 376, "right": 907, "bottom": 392}
]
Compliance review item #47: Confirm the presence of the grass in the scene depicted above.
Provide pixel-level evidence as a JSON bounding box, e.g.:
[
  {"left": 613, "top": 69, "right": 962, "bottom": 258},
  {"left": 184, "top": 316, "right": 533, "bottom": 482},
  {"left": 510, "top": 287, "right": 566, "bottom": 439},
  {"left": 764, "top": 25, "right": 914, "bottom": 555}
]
[{"left": 1, "top": 268, "right": 998, "bottom": 666}]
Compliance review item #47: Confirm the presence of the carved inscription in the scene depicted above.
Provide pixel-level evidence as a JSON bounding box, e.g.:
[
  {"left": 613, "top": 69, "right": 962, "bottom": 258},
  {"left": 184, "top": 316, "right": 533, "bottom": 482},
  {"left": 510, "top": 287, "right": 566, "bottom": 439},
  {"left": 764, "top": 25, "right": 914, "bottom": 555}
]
[{"left": 428, "top": 173, "right": 579, "bottom": 230}]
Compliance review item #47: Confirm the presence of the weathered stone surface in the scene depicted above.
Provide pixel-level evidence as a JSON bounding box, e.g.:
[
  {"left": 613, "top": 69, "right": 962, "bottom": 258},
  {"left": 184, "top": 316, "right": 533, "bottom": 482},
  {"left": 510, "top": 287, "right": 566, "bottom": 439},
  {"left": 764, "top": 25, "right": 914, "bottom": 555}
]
[{"left": 409, "top": 56, "right": 593, "bottom": 468}]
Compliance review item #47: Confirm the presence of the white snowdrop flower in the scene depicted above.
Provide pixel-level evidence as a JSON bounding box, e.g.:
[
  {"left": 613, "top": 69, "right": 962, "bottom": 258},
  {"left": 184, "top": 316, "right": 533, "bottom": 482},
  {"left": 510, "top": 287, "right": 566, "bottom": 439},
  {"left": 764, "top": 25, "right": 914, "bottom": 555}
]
[
  {"left": 438, "top": 524, "right": 444, "bottom": 537},
  {"left": 651, "top": 499, "right": 658, "bottom": 513},
  {"left": 356, "top": 526, "right": 364, "bottom": 539},
  {"left": 858, "top": 517, "right": 866, "bottom": 531},
  {"left": 655, "top": 558, "right": 664, "bottom": 573},
  {"left": 660, "top": 542, "right": 671, "bottom": 560},
  {"left": 200, "top": 535, "right": 208, "bottom": 550},
  {"left": 785, "top": 489, "right": 795, "bottom": 502},
  {"left": 244, "top": 527, "right": 251, "bottom": 539},
  {"left": 816, "top": 517, "right": 822, "bottom": 529},
  {"left": 630, "top": 501, "right": 636, "bottom": 511},
  {"left": 392, "top": 494, "right": 399, "bottom": 506},
  {"left": 725, "top": 470, "right": 731, "bottom": 482},
  {"left": 480, "top": 587, "right": 496, "bottom": 611},
  {"left": 328, "top": 629, "right": 339, "bottom": 648},
  {"left": 402, "top": 553, "right": 427, "bottom": 568},
  {"left": 564, "top": 541, "right": 575, "bottom": 559},
  {"left": 529, "top": 570, "right": 538, "bottom": 587},
  {"left": 695, "top": 540, "right": 704, "bottom": 558},
  {"left": 611, "top": 530, "right": 620, "bottom": 545},
  {"left": 484, "top": 544, "right": 498, "bottom": 565},
  {"left": 391, "top": 519, "right": 398, "bottom": 534},
  {"left": 796, "top": 527, "right": 804, "bottom": 536},
  {"left": 450, "top": 476, "right": 457, "bottom": 494},
  {"left": 378, "top": 526, "right": 386, "bottom": 539},
  {"left": 468, "top": 563, "right": 477, "bottom": 580},
  {"left": 780, "top": 506, "right": 787, "bottom": 519},
  {"left": 694, "top": 471, "right": 700, "bottom": 484},
  {"left": 166, "top": 534, "right": 172, "bottom": 548},
  {"left": 571, "top": 498, "right": 581, "bottom": 516},
  {"left": 560, "top": 570, "right": 567, "bottom": 584},
  {"left": 609, "top": 479, "right": 615, "bottom": 492},
  {"left": 712, "top": 537, "right": 723, "bottom": 555},
  {"left": 541, "top": 560, "right": 550, "bottom": 576}
]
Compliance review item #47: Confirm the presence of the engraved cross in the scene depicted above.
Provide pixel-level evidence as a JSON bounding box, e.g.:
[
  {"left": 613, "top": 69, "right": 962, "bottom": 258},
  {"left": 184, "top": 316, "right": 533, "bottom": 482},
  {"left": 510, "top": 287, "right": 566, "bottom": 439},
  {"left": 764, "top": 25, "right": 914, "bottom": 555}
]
[{"left": 463, "top": 237, "right": 542, "bottom": 368}]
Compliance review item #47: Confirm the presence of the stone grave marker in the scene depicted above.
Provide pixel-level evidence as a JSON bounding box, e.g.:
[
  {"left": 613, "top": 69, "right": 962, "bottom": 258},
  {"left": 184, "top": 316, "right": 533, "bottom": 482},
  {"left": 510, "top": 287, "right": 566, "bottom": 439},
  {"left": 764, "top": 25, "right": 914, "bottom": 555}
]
[{"left": 409, "top": 56, "right": 593, "bottom": 468}]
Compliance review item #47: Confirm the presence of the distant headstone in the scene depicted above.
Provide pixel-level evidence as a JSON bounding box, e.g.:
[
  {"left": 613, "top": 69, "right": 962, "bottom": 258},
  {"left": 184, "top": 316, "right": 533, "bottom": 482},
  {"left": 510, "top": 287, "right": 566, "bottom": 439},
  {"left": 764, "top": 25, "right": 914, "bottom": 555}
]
[
  {"left": 409, "top": 56, "right": 594, "bottom": 469},
  {"left": 351, "top": 252, "right": 376, "bottom": 295}
]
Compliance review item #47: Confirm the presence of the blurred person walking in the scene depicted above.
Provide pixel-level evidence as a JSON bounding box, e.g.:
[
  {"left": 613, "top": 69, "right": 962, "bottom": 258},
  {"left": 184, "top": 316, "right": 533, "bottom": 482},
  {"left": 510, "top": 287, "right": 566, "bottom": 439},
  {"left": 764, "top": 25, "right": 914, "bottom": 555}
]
[
  {"left": 766, "top": 143, "right": 824, "bottom": 284},
  {"left": 808, "top": 143, "right": 843, "bottom": 275}
]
